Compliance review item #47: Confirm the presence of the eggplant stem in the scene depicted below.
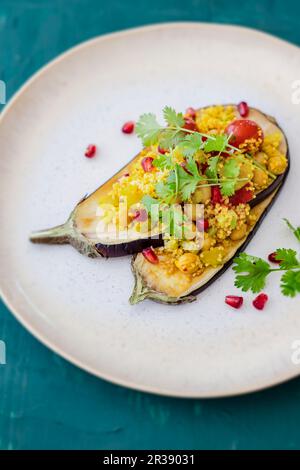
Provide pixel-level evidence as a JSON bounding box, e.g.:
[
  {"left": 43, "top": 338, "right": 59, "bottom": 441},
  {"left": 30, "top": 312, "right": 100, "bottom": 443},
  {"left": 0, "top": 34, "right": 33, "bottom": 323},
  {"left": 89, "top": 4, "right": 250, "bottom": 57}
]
[
  {"left": 30, "top": 220, "right": 74, "bottom": 245},
  {"left": 129, "top": 257, "right": 196, "bottom": 305}
]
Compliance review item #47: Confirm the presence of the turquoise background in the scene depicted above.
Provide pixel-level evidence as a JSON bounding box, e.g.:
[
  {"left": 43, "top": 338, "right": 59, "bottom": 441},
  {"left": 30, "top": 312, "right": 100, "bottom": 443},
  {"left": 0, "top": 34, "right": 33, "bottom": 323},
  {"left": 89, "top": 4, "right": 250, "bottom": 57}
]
[{"left": 0, "top": 0, "right": 300, "bottom": 450}]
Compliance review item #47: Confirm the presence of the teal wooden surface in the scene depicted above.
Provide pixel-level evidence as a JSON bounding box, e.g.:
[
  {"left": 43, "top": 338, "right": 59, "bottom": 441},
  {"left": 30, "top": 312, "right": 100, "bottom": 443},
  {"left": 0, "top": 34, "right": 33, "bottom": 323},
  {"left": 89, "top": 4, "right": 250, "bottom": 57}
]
[{"left": 1, "top": 0, "right": 300, "bottom": 450}]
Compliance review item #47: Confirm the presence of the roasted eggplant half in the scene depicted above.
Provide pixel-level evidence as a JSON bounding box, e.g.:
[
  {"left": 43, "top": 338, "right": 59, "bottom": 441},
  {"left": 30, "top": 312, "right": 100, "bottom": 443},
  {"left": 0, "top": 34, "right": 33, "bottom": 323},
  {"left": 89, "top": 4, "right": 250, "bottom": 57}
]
[
  {"left": 30, "top": 104, "right": 289, "bottom": 263},
  {"left": 129, "top": 188, "right": 287, "bottom": 305}
]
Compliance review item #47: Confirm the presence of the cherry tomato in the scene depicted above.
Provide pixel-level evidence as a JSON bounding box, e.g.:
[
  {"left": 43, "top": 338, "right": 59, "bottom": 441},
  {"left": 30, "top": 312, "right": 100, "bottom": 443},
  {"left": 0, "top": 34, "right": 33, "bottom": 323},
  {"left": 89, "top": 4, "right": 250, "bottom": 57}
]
[{"left": 226, "top": 119, "right": 263, "bottom": 148}]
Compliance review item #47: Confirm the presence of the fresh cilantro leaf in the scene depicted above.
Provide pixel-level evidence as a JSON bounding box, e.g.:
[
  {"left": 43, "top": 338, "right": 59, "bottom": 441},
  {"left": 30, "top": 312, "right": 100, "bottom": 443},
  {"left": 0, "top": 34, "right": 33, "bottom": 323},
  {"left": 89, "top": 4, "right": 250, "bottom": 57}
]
[
  {"left": 284, "top": 218, "right": 300, "bottom": 242},
  {"left": 220, "top": 159, "right": 241, "bottom": 196},
  {"left": 180, "top": 180, "right": 199, "bottom": 201},
  {"left": 163, "top": 106, "right": 185, "bottom": 128},
  {"left": 141, "top": 195, "right": 159, "bottom": 213},
  {"left": 205, "top": 156, "right": 219, "bottom": 183},
  {"left": 280, "top": 270, "right": 300, "bottom": 297},
  {"left": 185, "top": 157, "right": 200, "bottom": 178},
  {"left": 141, "top": 195, "right": 161, "bottom": 224},
  {"left": 178, "top": 133, "right": 203, "bottom": 158},
  {"left": 167, "top": 167, "right": 179, "bottom": 196},
  {"left": 224, "top": 159, "right": 240, "bottom": 177},
  {"left": 275, "top": 248, "right": 300, "bottom": 270},
  {"left": 135, "top": 113, "right": 162, "bottom": 146},
  {"left": 233, "top": 219, "right": 300, "bottom": 298},
  {"left": 155, "top": 180, "right": 176, "bottom": 203},
  {"left": 159, "top": 128, "right": 185, "bottom": 149},
  {"left": 153, "top": 152, "right": 174, "bottom": 170},
  {"left": 176, "top": 163, "right": 201, "bottom": 201},
  {"left": 166, "top": 206, "right": 184, "bottom": 239},
  {"left": 233, "top": 253, "right": 271, "bottom": 293},
  {"left": 203, "top": 134, "right": 229, "bottom": 153},
  {"left": 220, "top": 180, "right": 236, "bottom": 197}
]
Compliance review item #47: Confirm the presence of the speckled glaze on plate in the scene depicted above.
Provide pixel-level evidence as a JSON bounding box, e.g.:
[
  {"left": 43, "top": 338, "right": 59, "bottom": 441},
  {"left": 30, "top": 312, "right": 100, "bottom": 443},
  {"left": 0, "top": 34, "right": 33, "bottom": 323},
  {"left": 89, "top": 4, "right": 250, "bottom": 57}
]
[{"left": 0, "top": 23, "right": 300, "bottom": 397}]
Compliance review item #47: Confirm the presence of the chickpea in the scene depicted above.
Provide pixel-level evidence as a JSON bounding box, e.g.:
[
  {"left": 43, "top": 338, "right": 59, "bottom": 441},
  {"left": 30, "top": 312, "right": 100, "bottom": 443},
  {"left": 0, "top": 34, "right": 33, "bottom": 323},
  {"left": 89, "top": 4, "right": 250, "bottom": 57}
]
[
  {"left": 268, "top": 156, "right": 287, "bottom": 175},
  {"left": 175, "top": 253, "right": 201, "bottom": 274},
  {"left": 235, "top": 161, "right": 253, "bottom": 190},
  {"left": 247, "top": 213, "right": 258, "bottom": 226},
  {"left": 191, "top": 181, "right": 211, "bottom": 203},
  {"left": 253, "top": 168, "right": 268, "bottom": 188},
  {"left": 202, "top": 233, "right": 214, "bottom": 250},
  {"left": 184, "top": 205, "right": 202, "bottom": 222},
  {"left": 183, "top": 221, "right": 197, "bottom": 240},
  {"left": 230, "top": 223, "right": 247, "bottom": 241},
  {"left": 254, "top": 151, "right": 268, "bottom": 165}
]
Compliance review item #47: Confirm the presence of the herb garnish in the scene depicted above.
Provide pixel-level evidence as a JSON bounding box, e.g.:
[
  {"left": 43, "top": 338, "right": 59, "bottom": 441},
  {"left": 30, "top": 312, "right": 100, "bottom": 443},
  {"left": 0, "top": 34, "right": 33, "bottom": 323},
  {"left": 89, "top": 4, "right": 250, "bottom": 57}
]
[
  {"left": 233, "top": 219, "right": 300, "bottom": 297},
  {"left": 136, "top": 106, "right": 252, "bottom": 201}
]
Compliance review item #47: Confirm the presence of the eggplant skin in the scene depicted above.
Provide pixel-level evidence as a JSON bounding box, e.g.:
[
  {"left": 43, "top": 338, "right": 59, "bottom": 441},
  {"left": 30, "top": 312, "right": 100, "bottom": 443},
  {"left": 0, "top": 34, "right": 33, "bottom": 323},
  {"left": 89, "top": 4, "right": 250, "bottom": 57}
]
[
  {"left": 95, "top": 237, "right": 164, "bottom": 258},
  {"left": 248, "top": 112, "right": 290, "bottom": 208}
]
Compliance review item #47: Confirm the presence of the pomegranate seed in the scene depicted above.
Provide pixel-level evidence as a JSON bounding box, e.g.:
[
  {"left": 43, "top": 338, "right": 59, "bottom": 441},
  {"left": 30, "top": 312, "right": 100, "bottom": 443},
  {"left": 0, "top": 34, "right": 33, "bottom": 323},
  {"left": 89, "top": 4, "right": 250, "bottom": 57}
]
[
  {"left": 229, "top": 186, "right": 253, "bottom": 206},
  {"left": 118, "top": 172, "right": 130, "bottom": 182},
  {"left": 202, "top": 136, "right": 208, "bottom": 142},
  {"left": 210, "top": 150, "right": 231, "bottom": 158},
  {"left": 211, "top": 186, "right": 223, "bottom": 204},
  {"left": 225, "top": 295, "right": 244, "bottom": 309},
  {"left": 253, "top": 293, "right": 268, "bottom": 310},
  {"left": 201, "top": 162, "right": 208, "bottom": 173},
  {"left": 158, "top": 146, "right": 167, "bottom": 154},
  {"left": 237, "top": 101, "right": 249, "bottom": 118},
  {"left": 133, "top": 209, "right": 148, "bottom": 222},
  {"left": 196, "top": 218, "right": 209, "bottom": 232},
  {"left": 186, "top": 107, "right": 197, "bottom": 119},
  {"left": 142, "top": 247, "right": 159, "bottom": 264},
  {"left": 84, "top": 144, "right": 97, "bottom": 158},
  {"left": 141, "top": 156, "right": 154, "bottom": 172},
  {"left": 122, "top": 121, "right": 135, "bottom": 134},
  {"left": 183, "top": 117, "right": 197, "bottom": 132},
  {"left": 268, "top": 252, "right": 281, "bottom": 264}
]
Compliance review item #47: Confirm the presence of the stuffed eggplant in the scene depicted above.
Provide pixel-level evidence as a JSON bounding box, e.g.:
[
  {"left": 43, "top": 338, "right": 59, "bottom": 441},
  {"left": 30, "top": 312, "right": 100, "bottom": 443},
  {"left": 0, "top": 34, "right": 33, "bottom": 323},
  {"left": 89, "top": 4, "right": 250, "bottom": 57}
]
[
  {"left": 128, "top": 104, "right": 289, "bottom": 304},
  {"left": 30, "top": 104, "right": 289, "bottom": 266}
]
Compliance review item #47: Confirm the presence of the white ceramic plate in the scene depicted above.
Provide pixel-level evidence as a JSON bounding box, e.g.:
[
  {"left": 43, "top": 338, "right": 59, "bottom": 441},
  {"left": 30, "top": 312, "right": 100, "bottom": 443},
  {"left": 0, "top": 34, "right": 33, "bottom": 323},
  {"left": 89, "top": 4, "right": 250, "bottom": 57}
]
[{"left": 1, "top": 23, "right": 300, "bottom": 397}]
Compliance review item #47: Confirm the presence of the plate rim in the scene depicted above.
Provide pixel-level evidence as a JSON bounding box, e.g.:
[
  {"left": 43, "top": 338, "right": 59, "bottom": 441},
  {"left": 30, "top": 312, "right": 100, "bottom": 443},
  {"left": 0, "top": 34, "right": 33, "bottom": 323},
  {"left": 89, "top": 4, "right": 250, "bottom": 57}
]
[{"left": 1, "top": 22, "right": 299, "bottom": 398}]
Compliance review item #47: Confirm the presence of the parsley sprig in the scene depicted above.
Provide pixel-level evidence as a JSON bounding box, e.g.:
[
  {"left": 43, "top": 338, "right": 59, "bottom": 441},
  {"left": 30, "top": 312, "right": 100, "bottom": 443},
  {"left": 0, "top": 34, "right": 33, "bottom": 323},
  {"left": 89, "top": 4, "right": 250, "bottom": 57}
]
[{"left": 233, "top": 219, "right": 300, "bottom": 297}]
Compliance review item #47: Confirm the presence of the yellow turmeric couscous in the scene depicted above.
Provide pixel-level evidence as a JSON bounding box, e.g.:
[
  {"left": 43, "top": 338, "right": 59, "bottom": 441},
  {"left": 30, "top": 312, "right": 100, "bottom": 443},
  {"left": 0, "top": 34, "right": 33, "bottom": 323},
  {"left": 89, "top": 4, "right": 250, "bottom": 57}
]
[{"left": 99, "top": 104, "right": 288, "bottom": 275}]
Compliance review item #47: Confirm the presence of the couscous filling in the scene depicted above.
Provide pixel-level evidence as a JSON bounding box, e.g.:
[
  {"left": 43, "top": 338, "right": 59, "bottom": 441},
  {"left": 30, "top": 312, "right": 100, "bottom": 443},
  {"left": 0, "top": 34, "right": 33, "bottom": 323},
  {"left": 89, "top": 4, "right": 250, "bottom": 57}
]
[{"left": 98, "top": 104, "right": 287, "bottom": 275}]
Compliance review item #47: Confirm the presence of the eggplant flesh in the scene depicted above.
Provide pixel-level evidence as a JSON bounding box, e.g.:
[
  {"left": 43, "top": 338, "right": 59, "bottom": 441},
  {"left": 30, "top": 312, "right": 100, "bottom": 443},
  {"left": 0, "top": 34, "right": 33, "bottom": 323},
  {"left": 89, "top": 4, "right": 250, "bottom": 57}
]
[
  {"left": 30, "top": 106, "right": 288, "bottom": 258},
  {"left": 129, "top": 188, "right": 286, "bottom": 305}
]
